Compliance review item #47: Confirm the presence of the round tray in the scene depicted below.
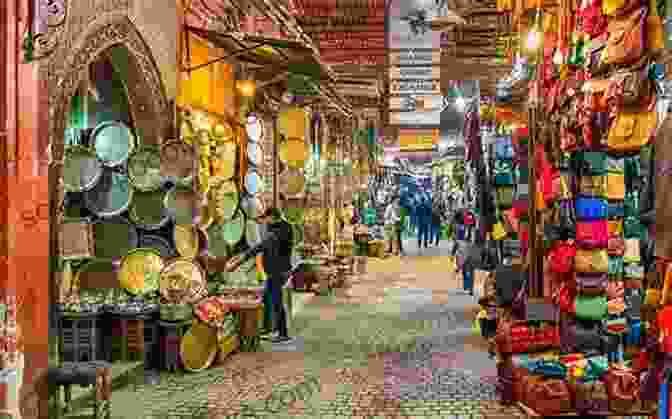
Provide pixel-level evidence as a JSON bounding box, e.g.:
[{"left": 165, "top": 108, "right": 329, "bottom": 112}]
[
  {"left": 93, "top": 216, "right": 139, "bottom": 260},
  {"left": 245, "top": 115, "right": 264, "bottom": 143},
  {"left": 92, "top": 121, "right": 135, "bottom": 167},
  {"left": 83, "top": 169, "right": 133, "bottom": 218},
  {"left": 173, "top": 224, "right": 200, "bottom": 259},
  {"left": 180, "top": 320, "right": 218, "bottom": 372},
  {"left": 279, "top": 168, "right": 305, "bottom": 197},
  {"left": 128, "top": 147, "right": 163, "bottom": 192},
  {"left": 138, "top": 234, "right": 176, "bottom": 259},
  {"left": 129, "top": 189, "right": 170, "bottom": 230},
  {"left": 209, "top": 179, "right": 239, "bottom": 222},
  {"left": 221, "top": 213, "right": 245, "bottom": 247},
  {"left": 63, "top": 146, "right": 103, "bottom": 193},
  {"left": 165, "top": 184, "right": 198, "bottom": 225},
  {"left": 118, "top": 248, "right": 164, "bottom": 296},
  {"left": 161, "top": 139, "right": 195, "bottom": 180},
  {"left": 160, "top": 258, "right": 207, "bottom": 304}
]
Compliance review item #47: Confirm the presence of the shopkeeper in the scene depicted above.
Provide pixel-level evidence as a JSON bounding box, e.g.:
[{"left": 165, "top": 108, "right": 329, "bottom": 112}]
[{"left": 198, "top": 208, "right": 294, "bottom": 344}]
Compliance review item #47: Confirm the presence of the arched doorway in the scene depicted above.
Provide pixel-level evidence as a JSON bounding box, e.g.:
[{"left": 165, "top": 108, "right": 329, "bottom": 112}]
[{"left": 46, "top": 14, "right": 169, "bottom": 327}]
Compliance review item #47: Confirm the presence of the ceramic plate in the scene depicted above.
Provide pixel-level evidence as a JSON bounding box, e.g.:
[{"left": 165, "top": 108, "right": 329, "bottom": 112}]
[
  {"left": 129, "top": 189, "right": 170, "bottom": 230},
  {"left": 92, "top": 121, "right": 135, "bottom": 167},
  {"left": 138, "top": 234, "right": 176, "bottom": 259},
  {"left": 210, "top": 180, "right": 239, "bottom": 221},
  {"left": 63, "top": 146, "right": 103, "bottom": 193},
  {"left": 128, "top": 147, "right": 162, "bottom": 191},
  {"left": 93, "top": 216, "right": 138, "bottom": 259},
  {"left": 118, "top": 248, "right": 164, "bottom": 295},
  {"left": 83, "top": 170, "right": 133, "bottom": 218},
  {"left": 173, "top": 224, "right": 200, "bottom": 259},
  {"left": 222, "top": 214, "right": 245, "bottom": 247},
  {"left": 205, "top": 223, "right": 230, "bottom": 258},
  {"left": 160, "top": 258, "right": 206, "bottom": 304}
]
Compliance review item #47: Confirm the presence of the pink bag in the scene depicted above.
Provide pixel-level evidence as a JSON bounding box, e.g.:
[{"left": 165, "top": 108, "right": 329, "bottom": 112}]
[
  {"left": 608, "top": 237, "right": 626, "bottom": 256},
  {"left": 576, "top": 220, "right": 609, "bottom": 248}
]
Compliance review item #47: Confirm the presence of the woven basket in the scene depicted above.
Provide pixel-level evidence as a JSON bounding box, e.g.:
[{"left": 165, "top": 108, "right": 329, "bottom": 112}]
[{"left": 59, "top": 218, "right": 94, "bottom": 260}]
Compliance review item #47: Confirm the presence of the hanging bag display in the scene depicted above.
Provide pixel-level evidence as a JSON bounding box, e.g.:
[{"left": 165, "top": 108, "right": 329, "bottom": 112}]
[
  {"left": 579, "top": 175, "right": 608, "bottom": 197},
  {"left": 605, "top": 368, "right": 641, "bottom": 413},
  {"left": 624, "top": 263, "right": 645, "bottom": 279},
  {"left": 607, "top": 280, "right": 625, "bottom": 299},
  {"left": 576, "top": 273, "right": 609, "bottom": 295},
  {"left": 575, "top": 248, "right": 609, "bottom": 273},
  {"left": 608, "top": 200, "right": 625, "bottom": 218},
  {"left": 493, "top": 161, "right": 515, "bottom": 185},
  {"left": 608, "top": 236, "right": 626, "bottom": 256},
  {"left": 624, "top": 190, "right": 640, "bottom": 217},
  {"left": 576, "top": 219, "right": 609, "bottom": 248},
  {"left": 603, "top": 6, "right": 648, "bottom": 66},
  {"left": 607, "top": 108, "right": 657, "bottom": 153},
  {"left": 609, "top": 256, "right": 625, "bottom": 278},
  {"left": 495, "top": 136, "right": 514, "bottom": 159},
  {"left": 549, "top": 241, "right": 577, "bottom": 273},
  {"left": 624, "top": 238, "right": 642, "bottom": 263},
  {"left": 623, "top": 216, "right": 644, "bottom": 238},
  {"left": 578, "top": 151, "right": 608, "bottom": 175},
  {"left": 575, "top": 197, "right": 609, "bottom": 220},
  {"left": 574, "top": 295, "right": 608, "bottom": 320},
  {"left": 558, "top": 171, "right": 574, "bottom": 200},
  {"left": 496, "top": 186, "right": 515, "bottom": 208},
  {"left": 606, "top": 173, "right": 627, "bottom": 200}
]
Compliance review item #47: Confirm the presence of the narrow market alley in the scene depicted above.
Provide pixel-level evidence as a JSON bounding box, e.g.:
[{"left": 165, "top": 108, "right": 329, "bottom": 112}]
[{"left": 63, "top": 241, "right": 522, "bottom": 419}]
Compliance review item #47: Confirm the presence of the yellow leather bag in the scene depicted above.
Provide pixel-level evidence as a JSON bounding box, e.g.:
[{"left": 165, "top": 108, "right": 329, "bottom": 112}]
[
  {"left": 606, "top": 173, "right": 626, "bottom": 200},
  {"left": 575, "top": 249, "right": 609, "bottom": 273},
  {"left": 648, "top": 0, "right": 665, "bottom": 53},
  {"left": 492, "top": 222, "right": 508, "bottom": 240},
  {"left": 607, "top": 110, "right": 657, "bottom": 153},
  {"left": 608, "top": 220, "right": 623, "bottom": 235}
]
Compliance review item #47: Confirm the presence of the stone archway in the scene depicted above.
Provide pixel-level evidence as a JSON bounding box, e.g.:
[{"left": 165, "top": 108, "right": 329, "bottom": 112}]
[{"left": 46, "top": 13, "right": 170, "bottom": 310}]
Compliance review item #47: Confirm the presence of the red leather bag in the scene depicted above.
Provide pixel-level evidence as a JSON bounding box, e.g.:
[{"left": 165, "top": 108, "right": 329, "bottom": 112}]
[
  {"left": 524, "top": 379, "right": 574, "bottom": 416},
  {"left": 608, "top": 236, "right": 626, "bottom": 256},
  {"left": 576, "top": 220, "right": 609, "bottom": 248},
  {"left": 605, "top": 368, "right": 641, "bottom": 413},
  {"left": 549, "top": 241, "right": 577, "bottom": 273}
]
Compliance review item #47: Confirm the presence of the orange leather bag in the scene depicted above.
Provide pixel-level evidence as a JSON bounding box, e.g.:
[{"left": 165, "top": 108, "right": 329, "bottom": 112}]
[{"left": 603, "top": 6, "right": 647, "bottom": 66}]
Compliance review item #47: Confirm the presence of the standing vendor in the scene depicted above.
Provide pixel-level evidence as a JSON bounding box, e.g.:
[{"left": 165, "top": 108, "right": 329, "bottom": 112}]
[{"left": 199, "top": 208, "right": 294, "bottom": 343}]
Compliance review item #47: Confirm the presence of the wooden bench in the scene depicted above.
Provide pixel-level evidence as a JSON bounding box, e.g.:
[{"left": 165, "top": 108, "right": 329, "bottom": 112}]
[{"left": 47, "top": 361, "right": 111, "bottom": 419}]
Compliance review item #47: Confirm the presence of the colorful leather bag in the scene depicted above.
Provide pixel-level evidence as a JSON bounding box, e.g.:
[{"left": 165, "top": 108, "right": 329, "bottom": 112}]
[
  {"left": 623, "top": 318, "right": 641, "bottom": 345},
  {"left": 576, "top": 273, "right": 608, "bottom": 295},
  {"left": 578, "top": 151, "right": 608, "bottom": 175},
  {"left": 624, "top": 190, "right": 639, "bottom": 217},
  {"left": 579, "top": 175, "right": 608, "bottom": 197},
  {"left": 577, "top": 220, "right": 609, "bottom": 248},
  {"left": 609, "top": 256, "right": 624, "bottom": 278},
  {"left": 575, "top": 197, "right": 609, "bottom": 220},
  {"left": 575, "top": 248, "right": 609, "bottom": 273},
  {"left": 624, "top": 238, "right": 641, "bottom": 263},
  {"left": 605, "top": 368, "right": 641, "bottom": 413},
  {"left": 603, "top": 6, "right": 648, "bottom": 66},
  {"left": 558, "top": 172, "right": 574, "bottom": 200},
  {"left": 606, "top": 173, "right": 626, "bottom": 200},
  {"left": 607, "top": 155, "right": 626, "bottom": 173},
  {"left": 623, "top": 216, "right": 644, "bottom": 238},
  {"left": 607, "top": 280, "right": 625, "bottom": 299},
  {"left": 493, "top": 161, "right": 515, "bottom": 185},
  {"left": 607, "top": 108, "right": 657, "bottom": 153},
  {"left": 608, "top": 296, "right": 627, "bottom": 315},
  {"left": 492, "top": 220, "right": 508, "bottom": 240},
  {"left": 608, "top": 236, "right": 626, "bottom": 256},
  {"left": 495, "top": 136, "right": 514, "bottom": 160},
  {"left": 496, "top": 186, "right": 515, "bottom": 208},
  {"left": 549, "top": 241, "right": 577, "bottom": 273},
  {"left": 608, "top": 200, "right": 625, "bottom": 218},
  {"left": 608, "top": 219, "right": 623, "bottom": 234},
  {"left": 575, "top": 295, "right": 608, "bottom": 320},
  {"left": 611, "top": 64, "right": 653, "bottom": 107},
  {"left": 602, "top": 0, "right": 642, "bottom": 16},
  {"left": 624, "top": 263, "right": 644, "bottom": 279},
  {"left": 571, "top": 379, "right": 609, "bottom": 413},
  {"left": 523, "top": 379, "right": 573, "bottom": 416}
]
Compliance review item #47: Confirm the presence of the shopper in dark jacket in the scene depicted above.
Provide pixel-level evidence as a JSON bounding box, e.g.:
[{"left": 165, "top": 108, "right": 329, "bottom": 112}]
[
  {"left": 199, "top": 207, "right": 294, "bottom": 343},
  {"left": 462, "top": 242, "right": 483, "bottom": 296}
]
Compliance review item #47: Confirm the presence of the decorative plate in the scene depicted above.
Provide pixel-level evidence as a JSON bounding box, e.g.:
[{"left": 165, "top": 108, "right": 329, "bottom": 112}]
[
  {"left": 129, "top": 189, "right": 170, "bottom": 230},
  {"left": 160, "top": 258, "right": 207, "bottom": 304},
  {"left": 210, "top": 179, "right": 239, "bottom": 222},
  {"left": 93, "top": 216, "right": 139, "bottom": 260},
  {"left": 221, "top": 214, "right": 245, "bottom": 247},
  {"left": 245, "top": 115, "right": 264, "bottom": 142},
  {"left": 173, "top": 224, "right": 200, "bottom": 259},
  {"left": 279, "top": 168, "right": 305, "bottom": 196},
  {"left": 63, "top": 146, "right": 103, "bottom": 193},
  {"left": 180, "top": 320, "right": 218, "bottom": 372},
  {"left": 161, "top": 139, "right": 195, "bottom": 180},
  {"left": 128, "top": 147, "right": 163, "bottom": 191},
  {"left": 118, "top": 248, "right": 164, "bottom": 296},
  {"left": 138, "top": 234, "right": 176, "bottom": 259},
  {"left": 165, "top": 184, "right": 197, "bottom": 225},
  {"left": 92, "top": 121, "right": 135, "bottom": 167},
  {"left": 83, "top": 170, "right": 133, "bottom": 218}
]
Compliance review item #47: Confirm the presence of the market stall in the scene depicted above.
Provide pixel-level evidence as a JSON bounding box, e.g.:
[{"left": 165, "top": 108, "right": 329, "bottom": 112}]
[{"left": 488, "top": 0, "right": 668, "bottom": 415}]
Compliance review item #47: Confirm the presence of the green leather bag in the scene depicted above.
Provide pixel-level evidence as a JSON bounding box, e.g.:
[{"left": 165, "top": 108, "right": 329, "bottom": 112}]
[{"left": 574, "top": 295, "right": 608, "bottom": 320}]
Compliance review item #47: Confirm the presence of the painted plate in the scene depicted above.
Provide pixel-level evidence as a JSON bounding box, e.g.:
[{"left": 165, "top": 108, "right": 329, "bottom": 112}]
[
  {"left": 138, "top": 234, "right": 176, "bottom": 259},
  {"left": 161, "top": 139, "right": 195, "bottom": 180},
  {"left": 246, "top": 142, "right": 262, "bottom": 167},
  {"left": 160, "top": 258, "right": 207, "bottom": 304},
  {"left": 180, "top": 320, "right": 218, "bottom": 372},
  {"left": 245, "top": 171, "right": 260, "bottom": 195},
  {"left": 129, "top": 189, "right": 170, "bottom": 230},
  {"left": 210, "top": 179, "right": 239, "bottom": 222},
  {"left": 63, "top": 146, "right": 103, "bottom": 193},
  {"left": 279, "top": 168, "right": 305, "bottom": 196},
  {"left": 165, "top": 184, "right": 197, "bottom": 225},
  {"left": 212, "top": 142, "right": 237, "bottom": 180},
  {"left": 173, "top": 224, "right": 200, "bottom": 259},
  {"left": 83, "top": 170, "right": 133, "bottom": 218},
  {"left": 118, "top": 248, "right": 164, "bottom": 296},
  {"left": 222, "top": 213, "right": 245, "bottom": 247},
  {"left": 93, "top": 216, "right": 139, "bottom": 260},
  {"left": 245, "top": 115, "right": 264, "bottom": 142},
  {"left": 92, "top": 121, "right": 135, "bottom": 167},
  {"left": 205, "top": 223, "right": 230, "bottom": 258},
  {"left": 128, "top": 147, "right": 163, "bottom": 191}
]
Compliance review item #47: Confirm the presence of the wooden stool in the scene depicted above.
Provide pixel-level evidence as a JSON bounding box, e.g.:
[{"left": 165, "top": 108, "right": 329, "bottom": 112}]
[
  {"left": 47, "top": 361, "right": 111, "bottom": 419},
  {"left": 237, "top": 304, "right": 261, "bottom": 352}
]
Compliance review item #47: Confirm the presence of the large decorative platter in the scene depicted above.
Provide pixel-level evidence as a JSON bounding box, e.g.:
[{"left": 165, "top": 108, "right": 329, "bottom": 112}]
[
  {"left": 173, "top": 224, "right": 200, "bottom": 259},
  {"left": 93, "top": 216, "right": 138, "bottom": 259},
  {"left": 92, "top": 121, "right": 135, "bottom": 167},
  {"left": 129, "top": 189, "right": 170, "bottom": 230},
  {"left": 83, "top": 170, "right": 133, "bottom": 218},
  {"left": 118, "top": 248, "right": 164, "bottom": 295},
  {"left": 221, "top": 213, "right": 245, "bottom": 247},
  {"left": 128, "top": 147, "right": 163, "bottom": 191},
  {"left": 63, "top": 146, "right": 103, "bottom": 193},
  {"left": 279, "top": 168, "right": 305, "bottom": 196},
  {"left": 160, "top": 258, "right": 207, "bottom": 304},
  {"left": 165, "top": 184, "right": 197, "bottom": 225}
]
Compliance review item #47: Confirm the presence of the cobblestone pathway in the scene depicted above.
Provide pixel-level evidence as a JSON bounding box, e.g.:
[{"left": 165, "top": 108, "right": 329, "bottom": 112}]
[{"left": 69, "top": 241, "right": 526, "bottom": 418}]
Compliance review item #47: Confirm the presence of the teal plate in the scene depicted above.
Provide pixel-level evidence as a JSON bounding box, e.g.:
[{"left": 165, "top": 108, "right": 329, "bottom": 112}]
[
  {"left": 129, "top": 189, "right": 170, "bottom": 230},
  {"left": 92, "top": 121, "right": 135, "bottom": 167},
  {"left": 83, "top": 170, "right": 133, "bottom": 218},
  {"left": 63, "top": 146, "right": 103, "bottom": 193}
]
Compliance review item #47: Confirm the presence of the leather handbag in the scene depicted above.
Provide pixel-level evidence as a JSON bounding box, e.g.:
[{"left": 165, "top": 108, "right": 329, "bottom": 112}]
[
  {"left": 496, "top": 186, "right": 515, "bottom": 208},
  {"left": 624, "top": 238, "right": 641, "bottom": 263},
  {"left": 494, "top": 161, "right": 515, "bottom": 185},
  {"left": 607, "top": 108, "right": 657, "bottom": 153},
  {"left": 624, "top": 263, "right": 644, "bottom": 279},
  {"left": 558, "top": 172, "right": 574, "bottom": 200},
  {"left": 607, "top": 155, "right": 626, "bottom": 173},
  {"left": 603, "top": 6, "right": 648, "bottom": 66},
  {"left": 523, "top": 378, "right": 573, "bottom": 416},
  {"left": 624, "top": 216, "right": 644, "bottom": 238},
  {"left": 549, "top": 241, "right": 576, "bottom": 273},
  {"left": 609, "top": 256, "right": 624, "bottom": 278},
  {"left": 577, "top": 220, "right": 609, "bottom": 248},
  {"left": 605, "top": 368, "right": 641, "bottom": 413},
  {"left": 492, "top": 221, "right": 508, "bottom": 240},
  {"left": 575, "top": 197, "right": 608, "bottom": 220},
  {"left": 607, "top": 280, "right": 625, "bottom": 299},
  {"left": 576, "top": 273, "right": 608, "bottom": 295},
  {"left": 570, "top": 379, "right": 609, "bottom": 413},
  {"left": 575, "top": 249, "right": 609, "bottom": 273},
  {"left": 611, "top": 64, "right": 653, "bottom": 107},
  {"left": 608, "top": 296, "right": 627, "bottom": 315},
  {"left": 608, "top": 236, "right": 626, "bottom": 256},
  {"left": 562, "top": 321, "right": 604, "bottom": 354},
  {"left": 575, "top": 295, "right": 608, "bottom": 320},
  {"left": 624, "top": 190, "right": 640, "bottom": 217},
  {"left": 577, "top": 151, "right": 607, "bottom": 175},
  {"left": 579, "top": 175, "right": 607, "bottom": 198},
  {"left": 608, "top": 200, "right": 625, "bottom": 218},
  {"left": 495, "top": 136, "right": 514, "bottom": 160},
  {"left": 606, "top": 173, "right": 626, "bottom": 200}
]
